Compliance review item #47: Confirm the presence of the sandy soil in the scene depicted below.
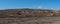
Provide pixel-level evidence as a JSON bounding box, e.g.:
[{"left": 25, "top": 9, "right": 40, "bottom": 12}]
[{"left": 0, "top": 16, "right": 60, "bottom": 24}]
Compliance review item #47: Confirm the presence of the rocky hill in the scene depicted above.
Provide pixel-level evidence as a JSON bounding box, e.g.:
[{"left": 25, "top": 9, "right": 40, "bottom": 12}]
[
  {"left": 0, "top": 8, "right": 60, "bottom": 17},
  {"left": 0, "top": 8, "right": 60, "bottom": 24}
]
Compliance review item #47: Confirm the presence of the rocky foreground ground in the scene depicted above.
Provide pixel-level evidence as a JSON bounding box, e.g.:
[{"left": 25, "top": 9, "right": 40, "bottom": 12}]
[{"left": 0, "top": 16, "right": 60, "bottom": 24}]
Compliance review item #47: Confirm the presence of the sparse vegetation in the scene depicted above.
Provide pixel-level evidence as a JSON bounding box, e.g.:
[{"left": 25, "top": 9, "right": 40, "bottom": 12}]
[{"left": 0, "top": 8, "right": 60, "bottom": 17}]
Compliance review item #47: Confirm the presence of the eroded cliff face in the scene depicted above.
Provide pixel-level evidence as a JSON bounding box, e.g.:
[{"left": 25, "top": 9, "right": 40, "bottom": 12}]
[{"left": 0, "top": 9, "right": 60, "bottom": 17}]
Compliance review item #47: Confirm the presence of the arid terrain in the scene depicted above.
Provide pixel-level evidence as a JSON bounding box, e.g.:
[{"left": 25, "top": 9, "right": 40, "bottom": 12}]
[
  {"left": 0, "top": 16, "right": 60, "bottom": 24},
  {"left": 0, "top": 8, "right": 60, "bottom": 16},
  {"left": 0, "top": 9, "right": 60, "bottom": 24}
]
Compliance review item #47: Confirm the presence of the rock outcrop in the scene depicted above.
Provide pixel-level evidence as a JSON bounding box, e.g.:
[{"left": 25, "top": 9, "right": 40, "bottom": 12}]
[{"left": 0, "top": 9, "right": 60, "bottom": 17}]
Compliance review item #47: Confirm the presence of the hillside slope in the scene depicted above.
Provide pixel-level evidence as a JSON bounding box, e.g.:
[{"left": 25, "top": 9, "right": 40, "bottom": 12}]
[{"left": 0, "top": 8, "right": 60, "bottom": 17}]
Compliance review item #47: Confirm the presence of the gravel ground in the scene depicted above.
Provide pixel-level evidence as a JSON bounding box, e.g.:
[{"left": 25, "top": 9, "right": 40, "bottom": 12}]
[{"left": 0, "top": 16, "right": 60, "bottom": 24}]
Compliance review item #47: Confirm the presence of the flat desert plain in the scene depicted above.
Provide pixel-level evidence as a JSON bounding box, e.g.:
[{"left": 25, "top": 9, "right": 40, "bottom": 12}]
[{"left": 0, "top": 16, "right": 60, "bottom": 24}]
